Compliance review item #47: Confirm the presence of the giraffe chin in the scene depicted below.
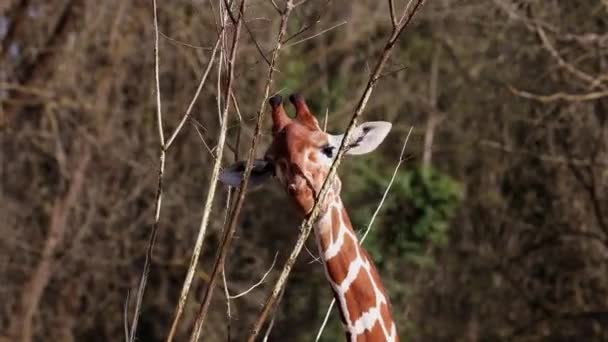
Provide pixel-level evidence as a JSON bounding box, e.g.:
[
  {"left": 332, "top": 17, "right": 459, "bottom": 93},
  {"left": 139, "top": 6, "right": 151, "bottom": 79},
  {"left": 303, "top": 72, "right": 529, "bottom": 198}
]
[
  {"left": 287, "top": 185, "right": 337, "bottom": 219},
  {"left": 287, "top": 186, "right": 316, "bottom": 217}
]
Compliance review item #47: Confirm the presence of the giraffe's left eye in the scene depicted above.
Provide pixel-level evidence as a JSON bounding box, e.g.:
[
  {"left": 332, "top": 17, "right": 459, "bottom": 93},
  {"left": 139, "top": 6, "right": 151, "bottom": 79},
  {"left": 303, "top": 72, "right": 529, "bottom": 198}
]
[{"left": 320, "top": 144, "right": 334, "bottom": 158}]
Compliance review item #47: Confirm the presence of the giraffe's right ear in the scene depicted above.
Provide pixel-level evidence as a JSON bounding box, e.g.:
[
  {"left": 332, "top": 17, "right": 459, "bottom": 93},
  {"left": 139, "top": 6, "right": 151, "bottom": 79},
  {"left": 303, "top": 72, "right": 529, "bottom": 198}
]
[
  {"left": 219, "top": 160, "right": 274, "bottom": 187},
  {"left": 329, "top": 121, "right": 392, "bottom": 155}
]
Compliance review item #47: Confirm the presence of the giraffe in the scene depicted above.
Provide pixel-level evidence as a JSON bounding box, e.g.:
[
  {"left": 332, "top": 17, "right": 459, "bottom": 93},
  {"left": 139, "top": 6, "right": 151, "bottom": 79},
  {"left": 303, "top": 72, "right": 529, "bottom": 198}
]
[{"left": 220, "top": 94, "right": 398, "bottom": 341}]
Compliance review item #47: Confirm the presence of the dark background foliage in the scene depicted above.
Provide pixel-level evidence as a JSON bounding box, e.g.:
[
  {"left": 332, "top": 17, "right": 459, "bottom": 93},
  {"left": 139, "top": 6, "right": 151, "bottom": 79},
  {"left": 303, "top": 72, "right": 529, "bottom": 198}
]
[{"left": 1, "top": 0, "right": 607, "bottom": 341}]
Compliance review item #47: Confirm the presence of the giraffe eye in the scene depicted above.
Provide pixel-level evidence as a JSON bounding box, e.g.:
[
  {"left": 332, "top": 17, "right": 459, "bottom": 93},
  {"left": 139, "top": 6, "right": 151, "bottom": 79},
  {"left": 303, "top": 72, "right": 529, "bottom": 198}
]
[{"left": 320, "top": 144, "right": 334, "bottom": 158}]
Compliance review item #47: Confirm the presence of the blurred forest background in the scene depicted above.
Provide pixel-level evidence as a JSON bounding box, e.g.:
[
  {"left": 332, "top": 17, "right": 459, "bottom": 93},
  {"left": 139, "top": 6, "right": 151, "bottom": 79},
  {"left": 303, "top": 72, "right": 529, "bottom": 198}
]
[{"left": 2, "top": 0, "right": 608, "bottom": 341}]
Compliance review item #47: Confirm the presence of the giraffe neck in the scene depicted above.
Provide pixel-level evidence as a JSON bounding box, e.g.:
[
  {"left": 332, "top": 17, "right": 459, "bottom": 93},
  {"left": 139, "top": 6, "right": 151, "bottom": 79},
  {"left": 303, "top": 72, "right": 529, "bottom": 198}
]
[{"left": 313, "top": 197, "right": 398, "bottom": 342}]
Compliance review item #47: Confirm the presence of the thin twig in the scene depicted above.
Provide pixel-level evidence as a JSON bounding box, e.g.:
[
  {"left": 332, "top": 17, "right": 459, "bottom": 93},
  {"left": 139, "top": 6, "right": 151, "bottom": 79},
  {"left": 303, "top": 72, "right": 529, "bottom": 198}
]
[
  {"left": 261, "top": 286, "right": 285, "bottom": 342},
  {"left": 305, "top": 244, "right": 322, "bottom": 264},
  {"left": 266, "top": 0, "right": 280, "bottom": 13},
  {"left": 153, "top": 0, "right": 165, "bottom": 146},
  {"left": 246, "top": 2, "right": 425, "bottom": 339},
  {"left": 217, "top": 23, "right": 225, "bottom": 126},
  {"left": 398, "top": 0, "right": 417, "bottom": 26},
  {"left": 221, "top": 188, "right": 233, "bottom": 342},
  {"left": 188, "top": 0, "right": 249, "bottom": 338},
  {"left": 315, "top": 127, "right": 414, "bottom": 341},
  {"left": 285, "top": 20, "right": 348, "bottom": 47},
  {"left": 222, "top": 267, "right": 232, "bottom": 342},
  {"left": 282, "top": 0, "right": 332, "bottom": 44},
  {"left": 294, "top": 0, "right": 313, "bottom": 7},
  {"left": 166, "top": 32, "right": 223, "bottom": 149},
  {"left": 129, "top": 0, "right": 165, "bottom": 339},
  {"left": 361, "top": 127, "right": 413, "bottom": 241},
  {"left": 534, "top": 23, "right": 607, "bottom": 89},
  {"left": 229, "top": 252, "right": 278, "bottom": 299},
  {"left": 188, "top": 1, "right": 295, "bottom": 338},
  {"left": 124, "top": 290, "right": 130, "bottom": 342},
  {"left": 389, "top": 0, "right": 397, "bottom": 27},
  {"left": 165, "top": 2, "right": 231, "bottom": 341},
  {"left": 242, "top": 18, "right": 272, "bottom": 66},
  {"left": 378, "top": 65, "right": 408, "bottom": 80},
  {"left": 230, "top": 91, "right": 244, "bottom": 122},
  {"left": 193, "top": 123, "right": 217, "bottom": 161},
  {"left": 268, "top": 0, "right": 281, "bottom": 14},
  {"left": 315, "top": 300, "right": 335, "bottom": 342},
  {"left": 508, "top": 85, "right": 608, "bottom": 103},
  {"left": 262, "top": 315, "right": 278, "bottom": 342},
  {"left": 159, "top": 30, "right": 213, "bottom": 50}
]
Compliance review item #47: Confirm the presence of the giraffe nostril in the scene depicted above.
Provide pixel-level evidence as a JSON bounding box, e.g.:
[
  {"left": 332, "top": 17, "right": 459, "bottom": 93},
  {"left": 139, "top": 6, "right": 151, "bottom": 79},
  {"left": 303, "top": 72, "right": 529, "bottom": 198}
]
[{"left": 288, "top": 184, "right": 297, "bottom": 194}]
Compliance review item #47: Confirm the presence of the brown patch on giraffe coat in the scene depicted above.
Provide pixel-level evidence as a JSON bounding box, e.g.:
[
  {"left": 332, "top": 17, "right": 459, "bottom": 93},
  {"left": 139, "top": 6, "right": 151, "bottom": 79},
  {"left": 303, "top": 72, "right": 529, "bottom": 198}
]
[
  {"left": 343, "top": 263, "right": 377, "bottom": 324},
  {"left": 331, "top": 205, "right": 343, "bottom": 240}
]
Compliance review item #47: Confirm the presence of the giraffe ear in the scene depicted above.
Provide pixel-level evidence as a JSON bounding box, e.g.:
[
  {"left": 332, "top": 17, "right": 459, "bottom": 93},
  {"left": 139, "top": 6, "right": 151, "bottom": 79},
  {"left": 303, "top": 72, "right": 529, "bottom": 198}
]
[
  {"left": 219, "top": 160, "right": 273, "bottom": 187},
  {"left": 329, "top": 121, "right": 392, "bottom": 155}
]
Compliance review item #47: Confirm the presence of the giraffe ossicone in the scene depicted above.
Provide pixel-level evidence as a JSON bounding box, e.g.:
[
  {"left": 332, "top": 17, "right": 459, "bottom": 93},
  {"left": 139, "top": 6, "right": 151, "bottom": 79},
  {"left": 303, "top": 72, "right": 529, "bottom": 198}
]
[{"left": 220, "top": 93, "right": 399, "bottom": 342}]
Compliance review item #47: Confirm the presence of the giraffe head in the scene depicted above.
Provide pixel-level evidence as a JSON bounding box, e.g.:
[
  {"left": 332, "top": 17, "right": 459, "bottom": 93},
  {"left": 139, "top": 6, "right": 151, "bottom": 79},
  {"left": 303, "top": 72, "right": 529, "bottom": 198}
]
[{"left": 220, "top": 94, "right": 392, "bottom": 216}]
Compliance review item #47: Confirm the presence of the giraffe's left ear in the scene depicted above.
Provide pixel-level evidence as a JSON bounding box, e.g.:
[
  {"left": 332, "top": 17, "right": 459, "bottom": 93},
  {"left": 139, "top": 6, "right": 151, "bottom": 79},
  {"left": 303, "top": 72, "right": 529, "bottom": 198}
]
[
  {"left": 219, "top": 160, "right": 274, "bottom": 187},
  {"left": 329, "top": 121, "right": 392, "bottom": 155}
]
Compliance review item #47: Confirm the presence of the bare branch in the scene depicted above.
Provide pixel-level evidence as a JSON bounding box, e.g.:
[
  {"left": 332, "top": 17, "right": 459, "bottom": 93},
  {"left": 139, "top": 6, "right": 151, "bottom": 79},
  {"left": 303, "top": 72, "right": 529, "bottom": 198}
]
[
  {"left": 398, "top": 0, "right": 417, "bottom": 26},
  {"left": 159, "top": 30, "right": 213, "bottom": 50},
  {"left": 315, "top": 300, "right": 336, "bottom": 342},
  {"left": 230, "top": 86, "right": 244, "bottom": 122},
  {"left": 153, "top": 0, "right": 164, "bottom": 146},
  {"left": 193, "top": 123, "right": 217, "bottom": 162},
  {"left": 377, "top": 65, "right": 408, "bottom": 80},
  {"left": 360, "top": 127, "right": 413, "bottom": 241},
  {"left": 305, "top": 244, "right": 322, "bottom": 264},
  {"left": 262, "top": 286, "right": 286, "bottom": 342},
  {"left": 285, "top": 20, "right": 348, "bottom": 47},
  {"left": 165, "top": 32, "right": 223, "bottom": 149},
  {"left": 222, "top": 267, "right": 232, "bottom": 342},
  {"left": 508, "top": 85, "right": 608, "bottom": 103},
  {"left": 188, "top": 0, "right": 251, "bottom": 338},
  {"left": 242, "top": 18, "right": 272, "bottom": 66},
  {"left": 293, "top": 0, "right": 312, "bottom": 7},
  {"left": 217, "top": 23, "right": 226, "bottom": 126},
  {"left": 389, "top": 0, "right": 397, "bottom": 27},
  {"left": 188, "top": 1, "right": 296, "bottom": 337},
  {"left": 283, "top": 0, "right": 332, "bottom": 44},
  {"left": 535, "top": 23, "right": 607, "bottom": 89},
  {"left": 129, "top": 0, "right": 165, "bottom": 339},
  {"left": 229, "top": 252, "right": 278, "bottom": 299},
  {"left": 165, "top": 2, "right": 232, "bottom": 341},
  {"left": 266, "top": 0, "right": 280, "bottom": 13},
  {"left": 124, "top": 291, "right": 130, "bottom": 342},
  {"left": 221, "top": 188, "right": 233, "bottom": 342}
]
